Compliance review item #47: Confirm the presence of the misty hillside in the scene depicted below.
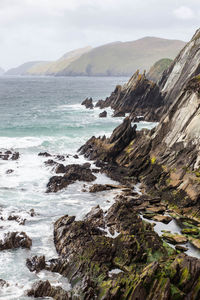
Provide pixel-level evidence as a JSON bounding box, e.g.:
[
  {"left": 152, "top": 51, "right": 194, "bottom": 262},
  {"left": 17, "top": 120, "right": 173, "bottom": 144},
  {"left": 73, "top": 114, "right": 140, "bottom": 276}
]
[
  {"left": 28, "top": 46, "right": 92, "bottom": 75},
  {"left": 5, "top": 37, "right": 186, "bottom": 77},
  {"left": 58, "top": 37, "right": 186, "bottom": 76},
  {"left": 5, "top": 61, "right": 49, "bottom": 75},
  {"left": 146, "top": 58, "right": 173, "bottom": 82}
]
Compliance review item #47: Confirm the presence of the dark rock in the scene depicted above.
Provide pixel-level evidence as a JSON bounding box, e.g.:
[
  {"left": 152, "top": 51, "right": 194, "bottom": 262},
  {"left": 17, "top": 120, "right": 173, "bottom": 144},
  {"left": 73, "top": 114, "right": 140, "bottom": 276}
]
[
  {"left": 7, "top": 215, "right": 26, "bottom": 225},
  {"left": 81, "top": 97, "right": 94, "bottom": 109},
  {"left": 6, "top": 169, "right": 14, "bottom": 174},
  {"left": 0, "top": 279, "right": 9, "bottom": 288},
  {"left": 46, "top": 163, "right": 96, "bottom": 193},
  {"left": 29, "top": 209, "right": 36, "bottom": 217},
  {"left": 27, "top": 280, "right": 69, "bottom": 299},
  {"left": 54, "top": 163, "right": 66, "bottom": 174},
  {"left": 175, "top": 245, "right": 188, "bottom": 252},
  {"left": 132, "top": 116, "right": 144, "bottom": 122},
  {"left": 38, "top": 152, "right": 51, "bottom": 157},
  {"left": 99, "top": 110, "right": 107, "bottom": 118},
  {"left": 112, "top": 110, "right": 125, "bottom": 117},
  {"left": 89, "top": 184, "right": 113, "bottom": 193},
  {"left": 0, "top": 232, "right": 32, "bottom": 250},
  {"left": 44, "top": 159, "right": 57, "bottom": 166},
  {"left": 55, "top": 155, "right": 65, "bottom": 161},
  {"left": 73, "top": 154, "right": 79, "bottom": 159},
  {"left": 26, "top": 255, "right": 46, "bottom": 273},
  {"left": 0, "top": 150, "right": 20, "bottom": 161}
]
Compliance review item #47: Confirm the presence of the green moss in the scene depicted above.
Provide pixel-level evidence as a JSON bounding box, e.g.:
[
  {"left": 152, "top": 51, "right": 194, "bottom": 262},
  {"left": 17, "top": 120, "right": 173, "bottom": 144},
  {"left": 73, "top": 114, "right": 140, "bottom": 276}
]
[
  {"left": 179, "top": 267, "right": 190, "bottom": 287},
  {"left": 150, "top": 156, "right": 156, "bottom": 164},
  {"left": 170, "top": 284, "right": 185, "bottom": 300}
]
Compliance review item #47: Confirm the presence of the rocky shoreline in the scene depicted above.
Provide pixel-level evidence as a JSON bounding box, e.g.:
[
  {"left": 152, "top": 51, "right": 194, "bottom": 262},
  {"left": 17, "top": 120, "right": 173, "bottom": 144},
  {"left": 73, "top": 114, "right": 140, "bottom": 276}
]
[{"left": 0, "top": 29, "right": 200, "bottom": 299}]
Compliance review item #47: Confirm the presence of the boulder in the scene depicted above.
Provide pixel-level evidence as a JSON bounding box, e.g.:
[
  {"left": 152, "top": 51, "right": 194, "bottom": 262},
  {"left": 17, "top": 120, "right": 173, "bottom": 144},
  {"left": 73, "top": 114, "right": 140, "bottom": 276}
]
[
  {"left": 99, "top": 110, "right": 107, "bottom": 118},
  {"left": 0, "top": 232, "right": 32, "bottom": 250},
  {"left": 26, "top": 256, "right": 46, "bottom": 273},
  {"left": 46, "top": 163, "right": 96, "bottom": 193},
  {"left": 162, "top": 233, "right": 188, "bottom": 244},
  {"left": 27, "top": 280, "right": 69, "bottom": 299},
  {"left": 38, "top": 152, "right": 51, "bottom": 157},
  {"left": 0, "top": 150, "right": 20, "bottom": 160},
  {"left": 152, "top": 215, "right": 172, "bottom": 224}
]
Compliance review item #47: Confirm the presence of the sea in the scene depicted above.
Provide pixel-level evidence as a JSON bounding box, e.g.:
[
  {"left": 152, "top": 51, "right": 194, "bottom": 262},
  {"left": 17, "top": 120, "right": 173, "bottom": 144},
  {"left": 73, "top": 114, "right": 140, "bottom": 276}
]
[{"left": 0, "top": 76, "right": 198, "bottom": 299}]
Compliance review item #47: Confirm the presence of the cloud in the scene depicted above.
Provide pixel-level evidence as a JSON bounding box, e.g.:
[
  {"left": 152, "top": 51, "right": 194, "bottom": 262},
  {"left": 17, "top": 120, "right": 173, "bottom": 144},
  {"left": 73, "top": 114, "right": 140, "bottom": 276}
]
[
  {"left": 0, "top": 0, "right": 200, "bottom": 70},
  {"left": 173, "top": 6, "right": 195, "bottom": 20}
]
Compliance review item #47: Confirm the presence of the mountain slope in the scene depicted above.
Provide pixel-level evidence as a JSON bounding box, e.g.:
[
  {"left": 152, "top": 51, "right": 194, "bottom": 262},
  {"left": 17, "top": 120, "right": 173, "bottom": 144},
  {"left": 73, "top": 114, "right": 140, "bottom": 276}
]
[
  {"left": 28, "top": 46, "right": 92, "bottom": 75},
  {"left": 5, "top": 61, "right": 48, "bottom": 75},
  {"left": 146, "top": 58, "right": 173, "bottom": 82},
  {"left": 58, "top": 37, "right": 186, "bottom": 76}
]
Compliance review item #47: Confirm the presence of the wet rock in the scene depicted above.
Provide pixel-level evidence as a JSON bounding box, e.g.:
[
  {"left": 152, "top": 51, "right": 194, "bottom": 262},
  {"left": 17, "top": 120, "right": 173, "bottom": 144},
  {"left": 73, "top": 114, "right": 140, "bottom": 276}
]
[
  {"left": 55, "top": 155, "right": 65, "bottom": 161},
  {"left": 26, "top": 255, "right": 46, "bottom": 273},
  {"left": 29, "top": 209, "right": 36, "bottom": 217},
  {"left": 181, "top": 228, "right": 199, "bottom": 235},
  {"left": 99, "top": 110, "right": 107, "bottom": 118},
  {"left": 27, "top": 280, "right": 69, "bottom": 299},
  {"left": 162, "top": 233, "right": 188, "bottom": 244},
  {"left": 38, "top": 152, "right": 51, "bottom": 157},
  {"left": 73, "top": 154, "right": 79, "bottom": 159},
  {"left": 132, "top": 116, "right": 144, "bottom": 122},
  {"left": 54, "top": 163, "right": 66, "bottom": 174},
  {"left": 152, "top": 215, "right": 172, "bottom": 224},
  {"left": 89, "top": 184, "right": 120, "bottom": 193},
  {"left": 81, "top": 97, "right": 94, "bottom": 109},
  {"left": 175, "top": 245, "right": 188, "bottom": 252},
  {"left": 0, "top": 232, "right": 32, "bottom": 250},
  {"left": 6, "top": 169, "right": 14, "bottom": 174},
  {"left": 46, "top": 163, "right": 96, "bottom": 193},
  {"left": 7, "top": 215, "right": 26, "bottom": 225},
  {"left": 44, "top": 159, "right": 57, "bottom": 166},
  {"left": 0, "top": 150, "right": 20, "bottom": 160},
  {"left": 145, "top": 206, "right": 166, "bottom": 214},
  {"left": 112, "top": 110, "right": 125, "bottom": 117},
  {"left": 84, "top": 205, "right": 105, "bottom": 228},
  {"left": 0, "top": 279, "right": 9, "bottom": 288},
  {"left": 189, "top": 237, "right": 200, "bottom": 250}
]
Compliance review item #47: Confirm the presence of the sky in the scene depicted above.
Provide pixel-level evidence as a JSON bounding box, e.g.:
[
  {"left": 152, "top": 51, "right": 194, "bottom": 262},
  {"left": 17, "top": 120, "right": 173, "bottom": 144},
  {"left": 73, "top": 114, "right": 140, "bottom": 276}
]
[{"left": 0, "top": 0, "right": 200, "bottom": 70}]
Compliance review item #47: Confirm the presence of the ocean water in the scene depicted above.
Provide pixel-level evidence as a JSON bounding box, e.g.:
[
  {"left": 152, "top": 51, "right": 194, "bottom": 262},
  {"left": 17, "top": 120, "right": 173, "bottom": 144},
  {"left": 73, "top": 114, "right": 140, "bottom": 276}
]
[
  {"left": 0, "top": 75, "right": 133, "bottom": 299},
  {"left": 0, "top": 76, "right": 196, "bottom": 299}
]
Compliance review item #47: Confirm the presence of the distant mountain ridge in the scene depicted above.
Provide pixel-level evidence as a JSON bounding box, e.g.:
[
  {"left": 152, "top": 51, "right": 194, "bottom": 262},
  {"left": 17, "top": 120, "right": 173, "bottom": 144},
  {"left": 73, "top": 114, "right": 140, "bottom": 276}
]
[{"left": 5, "top": 37, "right": 186, "bottom": 76}]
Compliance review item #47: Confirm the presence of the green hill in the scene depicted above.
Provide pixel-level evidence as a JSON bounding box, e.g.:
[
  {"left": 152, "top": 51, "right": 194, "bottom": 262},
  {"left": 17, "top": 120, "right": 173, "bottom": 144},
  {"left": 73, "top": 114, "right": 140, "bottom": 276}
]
[
  {"left": 146, "top": 58, "right": 173, "bottom": 82},
  {"left": 5, "top": 37, "right": 186, "bottom": 77},
  {"left": 57, "top": 37, "right": 185, "bottom": 76}
]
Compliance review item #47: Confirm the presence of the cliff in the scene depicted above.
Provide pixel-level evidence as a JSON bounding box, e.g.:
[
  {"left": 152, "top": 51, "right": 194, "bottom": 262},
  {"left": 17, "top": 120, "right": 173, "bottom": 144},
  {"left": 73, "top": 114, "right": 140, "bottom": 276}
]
[{"left": 81, "top": 28, "right": 200, "bottom": 213}]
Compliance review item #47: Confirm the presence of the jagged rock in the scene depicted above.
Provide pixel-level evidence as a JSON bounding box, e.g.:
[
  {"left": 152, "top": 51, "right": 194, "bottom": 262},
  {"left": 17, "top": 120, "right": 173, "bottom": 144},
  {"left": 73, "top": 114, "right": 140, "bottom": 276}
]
[
  {"left": 0, "top": 232, "right": 32, "bottom": 250},
  {"left": 81, "top": 97, "right": 94, "bottom": 109},
  {"left": 112, "top": 110, "right": 125, "bottom": 117},
  {"left": 152, "top": 215, "right": 172, "bottom": 224},
  {"left": 145, "top": 206, "right": 166, "bottom": 214},
  {"left": 89, "top": 184, "right": 122, "bottom": 193},
  {"left": 26, "top": 255, "right": 46, "bottom": 273},
  {"left": 0, "top": 279, "right": 9, "bottom": 288},
  {"left": 0, "top": 150, "right": 20, "bottom": 160},
  {"left": 73, "top": 154, "right": 79, "bottom": 159},
  {"left": 46, "top": 163, "right": 96, "bottom": 193},
  {"left": 6, "top": 169, "right": 14, "bottom": 174},
  {"left": 38, "top": 152, "right": 51, "bottom": 157},
  {"left": 181, "top": 228, "right": 199, "bottom": 235},
  {"left": 162, "top": 233, "right": 188, "bottom": 244},
  {"left": 44, "top": 159, "right": 57, "bottom": 166},
  {"left": 7, "top": 215, "right": 26, "bottom": 225},
  {"left": 99, "top": 110, "right": 107, "bottom": 118},
  {"left": 27, "top": 280, "right": 69, "bottom": 299},
  {"left": 54, "top": 163, "right": 66, "bottom": 174},
  {"left": 175, "top": 245, "right": 188, "bottom": 252}
]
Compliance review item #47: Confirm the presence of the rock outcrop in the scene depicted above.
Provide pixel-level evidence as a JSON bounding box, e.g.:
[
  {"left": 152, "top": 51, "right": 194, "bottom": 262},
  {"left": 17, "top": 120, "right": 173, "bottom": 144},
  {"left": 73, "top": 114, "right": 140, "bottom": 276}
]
[
  {"left": 81, "top": 97, "right": 94, "bottom": 109},
  {"left": 80, "top": 28, "right": 200, "bottom": 213},
  {"left": 96, "top": 71, "right": 164, "bottom": 121},
  {"left": 46, "top": 163, "right": 96, "bottom": 192},
  {"left": 0, "top": 232, "right": 32, "bottom": 250},
  {"left": 27, "top": 280, "right": 69, "bottom": 299}
]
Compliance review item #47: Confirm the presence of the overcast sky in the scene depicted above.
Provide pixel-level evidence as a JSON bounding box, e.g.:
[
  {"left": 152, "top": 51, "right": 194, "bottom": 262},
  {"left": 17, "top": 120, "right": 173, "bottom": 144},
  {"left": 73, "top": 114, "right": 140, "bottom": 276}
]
[{"left": 1, "top": 0, "right": 200, "bottom": 70}]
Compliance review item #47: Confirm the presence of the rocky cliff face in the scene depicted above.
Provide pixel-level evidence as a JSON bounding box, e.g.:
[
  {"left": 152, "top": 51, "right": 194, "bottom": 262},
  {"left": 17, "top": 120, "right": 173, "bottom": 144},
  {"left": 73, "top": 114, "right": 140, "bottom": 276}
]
[
  {"left": 81, "top": 28, "right": 200, "bottom": 211},
  {"left": 96, "top": 71, "right": 164, "bottom": 121}
]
